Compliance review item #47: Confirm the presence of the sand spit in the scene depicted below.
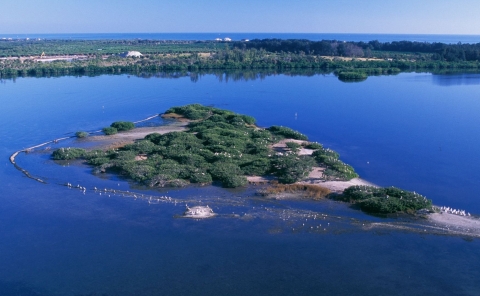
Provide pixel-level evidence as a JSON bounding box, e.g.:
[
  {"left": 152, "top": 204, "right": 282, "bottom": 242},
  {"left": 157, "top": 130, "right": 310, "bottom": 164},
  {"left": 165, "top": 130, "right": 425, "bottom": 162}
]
[
  {"left": 87, "top": 123, "right": 188, "bottom": 149},
  {"left": 305, "top": 177, "right": 376, "bottom": 193},
  {"left": 9, "top": 114, "right": 173, "bottom": 183},
  {"left": 425, "top": 212, "right": 480, "bottom": 237}
]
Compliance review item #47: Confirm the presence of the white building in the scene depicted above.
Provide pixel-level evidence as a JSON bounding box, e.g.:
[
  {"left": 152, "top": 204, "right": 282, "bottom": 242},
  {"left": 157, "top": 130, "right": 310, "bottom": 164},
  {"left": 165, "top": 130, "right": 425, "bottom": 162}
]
[{"left": 119, "top": 51, "right": 143, "bottom": 58}]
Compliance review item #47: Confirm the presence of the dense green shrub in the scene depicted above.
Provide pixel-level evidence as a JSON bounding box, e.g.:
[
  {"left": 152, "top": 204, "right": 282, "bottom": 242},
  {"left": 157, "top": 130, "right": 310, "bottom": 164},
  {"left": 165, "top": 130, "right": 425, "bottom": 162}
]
[
  {"left": 304, "top": 142, "right": 323, "bottom": 150},
  {"left": 102, "top": 127, "right": 118, "bottom": 135},
  {"left": 286, "top": 142, "right": 302, "bottom": 152},
  {"left": 342, "top": 186, "right": 433, "bottom": 214},
  {"left": 165, "top": 104, "right": 212, "bottom": 120},
  {"left": 190, "top": 171, "right": 213, "bottom": 184},
  {"left": 209, "top": 162, "right": 247, "bottom": 188},
  {"left": 62, "top": 105, "right": 359, "bottom": 189},
  {"left": 75, "top": 131, "right": 89, "bottom": 138},
  {"left": 267, "top": 126, "right": 308, "bottom": 140},
  {"left": 240, "top": 158, "right": 271, "bottom": 176},
  {"left": 222, "top": 174, "right": 248, "bottom": 188},
  {"left": 312, "top": 148, "right": 358, "bottom": 180},
  {"left": 110, "top": 121, "right": 135, "bottom": 131},
  {"left": 337, "top": 71, "right": 368, "bottom": 81},
  {"left": 241, "top": 115, "right": 256, "bottom": 125},
  {"left": 123, "top": 140, "right": 158, "bottom": 154},
  {"left": 271, "top": 153, "right": 315, "bottom": 184},
  {"left": 52, "top": 147, "right": 86, "bottom": 160}
]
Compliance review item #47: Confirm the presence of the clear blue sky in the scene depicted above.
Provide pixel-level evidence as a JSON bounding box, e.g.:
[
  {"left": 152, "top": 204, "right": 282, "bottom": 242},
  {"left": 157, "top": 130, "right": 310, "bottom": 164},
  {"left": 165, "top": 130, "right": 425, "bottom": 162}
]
[{"left": 1, "top": 0, "right": 479, "bottom": 34}]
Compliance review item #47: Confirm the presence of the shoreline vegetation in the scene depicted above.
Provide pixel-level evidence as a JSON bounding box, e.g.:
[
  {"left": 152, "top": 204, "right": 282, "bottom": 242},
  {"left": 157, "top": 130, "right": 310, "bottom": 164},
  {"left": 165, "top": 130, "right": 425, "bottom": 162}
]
[
  {"left": 2, "top": 38, "right": 480, "bottom": 81},
  {"left": 52, "top": 104, "right": 436, "bottom": 215}
]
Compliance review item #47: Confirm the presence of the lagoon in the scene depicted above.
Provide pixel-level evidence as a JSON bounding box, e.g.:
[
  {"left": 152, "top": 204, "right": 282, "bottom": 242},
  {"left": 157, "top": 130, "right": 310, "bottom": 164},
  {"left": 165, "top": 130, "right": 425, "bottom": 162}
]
[{"left": 1, "top": 72, "right": 480, "bottom": 295}]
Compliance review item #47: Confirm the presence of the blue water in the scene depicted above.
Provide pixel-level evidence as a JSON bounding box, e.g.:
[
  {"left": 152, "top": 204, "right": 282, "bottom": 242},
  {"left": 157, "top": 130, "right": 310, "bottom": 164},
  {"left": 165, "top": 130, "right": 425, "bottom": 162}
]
[
  {"left": 1, "top": 72, "right": 480, "bottom": 295},
  {"left": 2, "top": 33, "right": 480, "bottom": 43}
]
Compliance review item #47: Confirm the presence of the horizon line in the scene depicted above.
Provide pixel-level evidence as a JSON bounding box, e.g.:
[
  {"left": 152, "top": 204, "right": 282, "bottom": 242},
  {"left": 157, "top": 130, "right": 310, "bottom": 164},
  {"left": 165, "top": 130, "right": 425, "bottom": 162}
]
[{"left": 2, "top": 32, "right": 480, "bottom": 36}]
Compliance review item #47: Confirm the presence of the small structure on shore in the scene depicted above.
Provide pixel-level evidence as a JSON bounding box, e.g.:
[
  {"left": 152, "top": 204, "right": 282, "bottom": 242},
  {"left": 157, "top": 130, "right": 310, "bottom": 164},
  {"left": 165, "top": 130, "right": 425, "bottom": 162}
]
[
  {"left": 119, "top": 51, "right": 143, "bottom": 58},
  {"left": 183, "top": 205, "right": 216, "bottom": 218}
]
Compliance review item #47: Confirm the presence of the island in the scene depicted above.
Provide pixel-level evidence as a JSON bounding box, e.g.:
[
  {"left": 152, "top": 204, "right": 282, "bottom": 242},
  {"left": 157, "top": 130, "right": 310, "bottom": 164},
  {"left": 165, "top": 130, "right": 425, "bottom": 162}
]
[{"left": 52, "top": 104, "right": 433, "bottom": 215}]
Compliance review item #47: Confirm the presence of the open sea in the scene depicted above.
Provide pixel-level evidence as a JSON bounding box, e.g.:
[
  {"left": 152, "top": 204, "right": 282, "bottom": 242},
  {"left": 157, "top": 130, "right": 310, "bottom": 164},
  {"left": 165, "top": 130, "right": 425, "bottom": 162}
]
[
  {"left": 1, "top": 33, "right": 480, "bottom": 43},
  {"left": 1, "top": 71, "right": 480, "bottom": 295}
]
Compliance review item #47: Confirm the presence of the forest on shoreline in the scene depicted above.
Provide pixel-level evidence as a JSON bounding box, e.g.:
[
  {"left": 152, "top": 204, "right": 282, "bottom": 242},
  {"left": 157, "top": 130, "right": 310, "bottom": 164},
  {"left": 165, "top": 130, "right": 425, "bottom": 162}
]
[{"left": 1, "top": 38, "right": 480, "bottom": 80}]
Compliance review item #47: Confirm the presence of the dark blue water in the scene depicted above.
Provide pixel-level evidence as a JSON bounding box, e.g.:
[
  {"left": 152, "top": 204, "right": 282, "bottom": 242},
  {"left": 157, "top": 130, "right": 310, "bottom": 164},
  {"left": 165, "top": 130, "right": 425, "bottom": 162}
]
[
  {"left": 2, "top": 33, "right": 480, "bottom": 43},
  {"left": 1, "top": 73, "right": 480, "bottom": 295}
]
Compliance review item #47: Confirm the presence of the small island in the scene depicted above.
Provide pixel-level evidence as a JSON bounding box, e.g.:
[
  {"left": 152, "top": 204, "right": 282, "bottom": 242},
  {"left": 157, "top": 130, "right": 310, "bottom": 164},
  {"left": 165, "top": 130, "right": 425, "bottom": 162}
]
[{"left": 52, "top": 104, "right": 433, "bottom": 215}]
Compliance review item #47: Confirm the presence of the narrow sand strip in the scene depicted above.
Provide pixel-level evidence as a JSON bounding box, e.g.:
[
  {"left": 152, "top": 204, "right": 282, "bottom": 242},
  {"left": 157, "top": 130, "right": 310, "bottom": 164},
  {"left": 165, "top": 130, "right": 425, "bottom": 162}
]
[
  {"left": 427, "top": 212, "right": 480, "bottom": 237},
  {"left": 86, "top": 123, "right": 188, "bottom": 149},
  {"left": 9, "top": 114, "right": 169, "bottom": 183}
]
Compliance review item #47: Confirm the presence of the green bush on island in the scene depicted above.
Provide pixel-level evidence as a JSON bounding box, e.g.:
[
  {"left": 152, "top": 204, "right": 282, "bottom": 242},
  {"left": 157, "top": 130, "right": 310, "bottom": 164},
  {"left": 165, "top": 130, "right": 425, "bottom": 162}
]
[
  {"left": 303, "top": 142, "right": 323, "bottom": 150},
  {"left": 286, "top": 142, "right": 302, "bottom": 152},
  {"left": 312, "top": 148, "right": 358, "bottom": 180},
  {"left": 267, "top": 126, "right": 308, "bottom": 140},
  {"left": 110, "top": 121, "right": 135, "bottom": 131},
  {"left": 271, "top": 153, "right": 316, "bottom": 184},
  {"left": 165, "top": 104, "right": 214, "bottom": 120},
  {"left": 102, "top": 127, "right": 118, "bottom": 135},
  {"left": 75, "top": 131, "right": 89, "bottom": 138},
  {"left": 52, "top": 147, "right": 86, "bottom": 160},
  {"left": 53, "top": 104, "right": 359, "bottom": 187},
  {"left": 337, "top": 71, "right": 368, "bottom": 81},
  {"left": 341, "top": 186, "right": 433, "bottom": 214}
]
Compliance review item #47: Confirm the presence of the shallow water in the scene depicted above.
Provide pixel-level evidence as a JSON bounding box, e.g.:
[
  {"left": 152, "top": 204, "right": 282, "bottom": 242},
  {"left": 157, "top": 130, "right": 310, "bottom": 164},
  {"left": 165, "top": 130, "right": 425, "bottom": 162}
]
[{"left": 1, "top": 72, "right": 480, "bottom": 295}]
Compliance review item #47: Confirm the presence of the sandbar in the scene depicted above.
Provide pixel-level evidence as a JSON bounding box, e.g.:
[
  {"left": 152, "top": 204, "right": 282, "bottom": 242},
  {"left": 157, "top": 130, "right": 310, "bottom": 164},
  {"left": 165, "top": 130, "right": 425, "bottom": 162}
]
[{"left": 86, "top": 123, "right": 187, "bottom": 149}]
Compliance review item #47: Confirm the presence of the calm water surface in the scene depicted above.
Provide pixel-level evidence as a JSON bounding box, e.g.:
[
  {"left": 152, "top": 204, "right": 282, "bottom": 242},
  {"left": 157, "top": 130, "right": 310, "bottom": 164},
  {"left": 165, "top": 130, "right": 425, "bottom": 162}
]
[{"left": 1, "top": 72, "right": 480, "bottom": 295}]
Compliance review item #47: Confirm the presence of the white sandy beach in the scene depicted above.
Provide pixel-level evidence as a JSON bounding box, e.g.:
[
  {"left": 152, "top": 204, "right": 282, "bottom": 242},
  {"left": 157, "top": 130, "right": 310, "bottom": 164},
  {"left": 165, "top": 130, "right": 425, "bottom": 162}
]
[
  {"left": 426, "top": 212, "right": 480, "bottom": 237},
  {"left": 87, "top": 123, "right": 187, "bottom": 149}
]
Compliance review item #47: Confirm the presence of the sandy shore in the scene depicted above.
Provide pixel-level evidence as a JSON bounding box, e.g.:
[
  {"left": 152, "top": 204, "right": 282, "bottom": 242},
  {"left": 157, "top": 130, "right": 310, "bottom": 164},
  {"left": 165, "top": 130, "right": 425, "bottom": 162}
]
[
  {"left": 306, "top": 178, "right": 376, "bottom": 193},
  {"left": 87, "top": 123, "right": 187, "bottom": 149},
  {"left": 426, "top": 212, "right": 480, "bottom": 237},
  {"left": 254, "top": 138, "right": 376, "bottom": 192}
]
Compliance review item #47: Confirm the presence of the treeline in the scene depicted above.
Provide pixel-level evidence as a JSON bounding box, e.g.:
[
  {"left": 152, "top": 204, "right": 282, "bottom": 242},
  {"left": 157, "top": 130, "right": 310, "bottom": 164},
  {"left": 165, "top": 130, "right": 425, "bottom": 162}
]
[
  {"left": 0, "top": 39, "right": 218, "bottom": 57},
  {"left": 233, "top": 39, "right": 480, "bottom": 62},
  {"left": 3, "top": 38, "right": 480, "bottom": 62},
  {"left": 2, "top": 49, "right": 480, "bottom": 79}
]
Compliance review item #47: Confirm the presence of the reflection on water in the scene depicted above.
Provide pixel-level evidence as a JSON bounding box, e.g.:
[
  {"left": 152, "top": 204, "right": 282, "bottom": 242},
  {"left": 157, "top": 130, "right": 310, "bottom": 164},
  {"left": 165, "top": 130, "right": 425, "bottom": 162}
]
[{"left": 432, "top": 73, "right": 480, "bottom": 86}]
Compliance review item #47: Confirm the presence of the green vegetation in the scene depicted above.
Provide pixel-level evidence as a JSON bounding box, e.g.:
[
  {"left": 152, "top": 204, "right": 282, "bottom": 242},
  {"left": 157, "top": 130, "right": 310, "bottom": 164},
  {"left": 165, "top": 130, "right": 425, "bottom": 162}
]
[
  {"left": 303, "top": 142, "right": 323, "bottom": 150},
  {"left": 102, "top": 121, "right": 134, "bottom": 135},
  {"left": 337, "top": 71, "right": 368, "bottom": 81},
  {"left": 312, "top": 148, "right": 358, "bottom": 180},
  {"left": 75, "top": 131, "right": 89, "bottom": 138},
  {"left": 110, "top": 121, "right": 135, "bottom": 131},
  {"left": 2, "top": 38, "right": 479, "bottom": 79},
  {"left": 286, "top": 142, "right": 302, "bottom": 152},
  {"left": 340, "top": 186, "right": 433, "bottom": 214},
  {"left": 267, "top": 126, "right": 308, "bottom": 140},
  {"left": 50, "top": 104, "right": 435, "bottom": 215},
  {"left": 52, "top": 147, "right": 86, "bottom": 160},
  {"left": 53, "top": 104, "right": 359, "bottom": 188},
  {"left": 102, "top": 127, "right": 118, "bottom": 135},
  {"left": 271, "top": 153, "right": 316, "bottom": 184}
]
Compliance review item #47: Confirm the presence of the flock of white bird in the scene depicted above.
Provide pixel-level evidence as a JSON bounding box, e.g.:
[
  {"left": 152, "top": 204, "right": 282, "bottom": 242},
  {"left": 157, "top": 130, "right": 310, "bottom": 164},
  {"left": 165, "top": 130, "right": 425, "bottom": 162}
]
[{"left": 439, "top": 206, "right": 471, "bottom": 217}]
